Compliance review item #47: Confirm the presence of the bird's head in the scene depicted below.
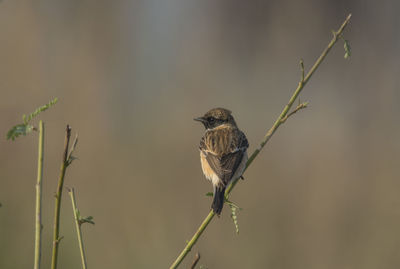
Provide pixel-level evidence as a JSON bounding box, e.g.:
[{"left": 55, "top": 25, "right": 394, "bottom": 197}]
[{"left": 194, "top": 108, "right": 237, "bottom": 130}]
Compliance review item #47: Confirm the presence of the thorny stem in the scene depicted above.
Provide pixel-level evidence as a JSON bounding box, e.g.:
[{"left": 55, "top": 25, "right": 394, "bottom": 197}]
[{"left": 169, "top": 14, "right": 352, "bottom": 269}]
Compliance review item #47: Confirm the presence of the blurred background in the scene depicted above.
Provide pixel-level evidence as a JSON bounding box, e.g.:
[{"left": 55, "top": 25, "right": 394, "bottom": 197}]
[{"left": 1, "top": 1, "right": 399, "bottom": 268}]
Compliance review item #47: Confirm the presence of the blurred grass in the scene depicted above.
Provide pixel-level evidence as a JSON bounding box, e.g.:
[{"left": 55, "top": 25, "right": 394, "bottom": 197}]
[{"left": 1, "top": 1, "right": 400, "bottom": 268}]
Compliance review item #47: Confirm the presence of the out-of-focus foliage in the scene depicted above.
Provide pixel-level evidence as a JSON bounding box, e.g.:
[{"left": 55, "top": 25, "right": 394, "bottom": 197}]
[{"left": 6, "top": 98, "right": 57, "bottom": 140}]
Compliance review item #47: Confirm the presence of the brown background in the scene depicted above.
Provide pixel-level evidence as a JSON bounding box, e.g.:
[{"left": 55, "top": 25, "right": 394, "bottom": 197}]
[{"left": 1, "top": 1, "right": 399, "bottom": 268}]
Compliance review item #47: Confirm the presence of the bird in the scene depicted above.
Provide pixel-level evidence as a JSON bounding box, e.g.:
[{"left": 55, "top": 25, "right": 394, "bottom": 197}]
[{"left": 194, "top": 108, "right": 249, "bottom": 215}]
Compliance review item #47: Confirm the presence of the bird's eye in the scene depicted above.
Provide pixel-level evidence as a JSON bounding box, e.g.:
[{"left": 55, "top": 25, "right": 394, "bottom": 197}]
[{"left": 208, "top": 117, "right": 215, "bottom": 123}]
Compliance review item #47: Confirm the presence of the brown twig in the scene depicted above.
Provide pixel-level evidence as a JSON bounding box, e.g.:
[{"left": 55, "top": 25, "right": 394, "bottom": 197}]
[
  {"left": 190, "top": 253, "right": 201, "bottom": 269},
  {"left": 51, "top": 125, "right": 72, "bottom": 269}
]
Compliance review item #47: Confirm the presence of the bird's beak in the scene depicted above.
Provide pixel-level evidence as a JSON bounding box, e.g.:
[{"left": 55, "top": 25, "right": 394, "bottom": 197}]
[{"left": 194, "top": 117, "right": 206, "bottom": 123}]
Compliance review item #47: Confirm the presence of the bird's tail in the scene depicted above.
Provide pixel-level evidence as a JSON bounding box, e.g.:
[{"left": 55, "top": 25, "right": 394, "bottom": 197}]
[{"left": 212, "top": 186, "right": 226, "bottom": 215}]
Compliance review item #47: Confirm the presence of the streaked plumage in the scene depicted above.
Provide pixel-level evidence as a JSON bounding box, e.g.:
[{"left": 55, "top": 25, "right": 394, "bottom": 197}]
[{"left": 195, "top": 108, "right": 249, "bottom": 215}]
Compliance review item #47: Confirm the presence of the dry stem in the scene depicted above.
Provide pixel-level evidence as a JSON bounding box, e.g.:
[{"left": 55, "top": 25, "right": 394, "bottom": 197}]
[{"left": 51, "top": 125, "right": 72, "bottom": 269}]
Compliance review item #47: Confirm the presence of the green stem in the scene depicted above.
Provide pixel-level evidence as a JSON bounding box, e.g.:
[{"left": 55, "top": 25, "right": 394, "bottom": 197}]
[
  {"left": 34, "top": 120, "right": 44, "bottom": 269},
  {"left": 169, "top": 212, "right": 215, "bottom": 269},
  {"left": 51, "top": 125, "right": 71, "bottom": 269},
  {"left": 69, "top": 188, "right": 88, "bottom": 269},
  {"left": 169, "top": 14, "right": 352, "bottom": 269}
]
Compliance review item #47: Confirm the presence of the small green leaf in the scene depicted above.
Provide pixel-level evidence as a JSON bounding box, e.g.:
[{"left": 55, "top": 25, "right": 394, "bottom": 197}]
[
  {"left": 229, "top": 204, "right": 240, "bottom": 234},
  {"left": 6, "top": 97, "right": 58, "bottom": 141},
  {"left": 205, "top": 192, "right": 213, "bottom": 197},
  {"left": 83, "top": 216, "right": 95, "bottom": 225},
  {"left": 6, "top": 124, "right": 34, "bottom": 141},
  {"left": 79, "top": 215, "right": 95, "bottom": 226},
  {"left": 343, "top": 39, "right": 351, "bottom": 59},
  {"left": 226, "top": 199, "right": 242, "bottom": 234},
  {"left": 24, "top": 97, "right": 58, "bottom": 124}
]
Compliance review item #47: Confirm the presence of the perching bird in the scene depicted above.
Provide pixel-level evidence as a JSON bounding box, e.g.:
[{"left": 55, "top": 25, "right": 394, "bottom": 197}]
[{"left": 194, "top": 108, "right": 249, "bottom": 215}]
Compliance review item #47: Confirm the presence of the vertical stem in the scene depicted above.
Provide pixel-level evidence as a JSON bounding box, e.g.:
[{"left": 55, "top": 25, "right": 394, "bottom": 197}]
[
  {"left": 69, "top": 188, "right": 88, "bottom": 269},
  {"left": 51, "top": 125, "right": 71, "bottom": 269},
  {"left": 34, "top": 121, "right": 44, "bottom": 269}
]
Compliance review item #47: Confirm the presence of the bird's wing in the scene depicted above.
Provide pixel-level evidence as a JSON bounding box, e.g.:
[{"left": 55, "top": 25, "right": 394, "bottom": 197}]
[{"left": 200, "top": 127, "right": 249, "bottom": 186}]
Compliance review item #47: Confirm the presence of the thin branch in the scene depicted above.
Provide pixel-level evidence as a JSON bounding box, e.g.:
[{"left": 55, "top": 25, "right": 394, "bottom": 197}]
[
  {"left": 226, "top": 13, "right": 352, "bottom": 196},
  {"left": 67, "top": 134, "right": 78, "bottom": 163},
  {"left": 51, "top": 125, "right": 72, "bottom": 269},
  {"left": 169, "top": 14, "right": 352, "bottom": 269},
  {"left": 34, "top": 120, "right": 44, "bottom": 269},
  {"left": 280, "top": 102, "right": 308, "bottom": 124},
  {"left": 190, "top": 253, "right": 200, "bottom": 269},
  {"left": 69, "top": 188, "right": 88, "bottom": 269}
]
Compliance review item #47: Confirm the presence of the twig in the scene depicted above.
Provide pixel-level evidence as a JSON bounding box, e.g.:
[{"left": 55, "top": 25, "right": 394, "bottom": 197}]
[
  {"left": 34, "top": 120, "right": 44, "bottom": 269},
  {"left": 67, "top": 134, "right": 78, "bottom": 164},
  {"left": 190, "top": 252, "right": 200, "bottom": 269},
  {"left": 51, "top": 125, "right": 72, "bottom": 269},
  {"left": 280, "top": 102, "right": 308, "bottom": 124},
  {"left": 69, "top": 188, "right": 88, "bottom": 269},
  {"left": 226, "top": 13, "right": 352, "bottom": 196},
  {"left": 169, "top": 14, "right": 352, "bottom": 269}
]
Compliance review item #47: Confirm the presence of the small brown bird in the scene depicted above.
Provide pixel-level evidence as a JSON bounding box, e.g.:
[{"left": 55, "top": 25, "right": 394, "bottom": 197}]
[{"left": 194, "top": 108, "right": 249, "bottom": 215}]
